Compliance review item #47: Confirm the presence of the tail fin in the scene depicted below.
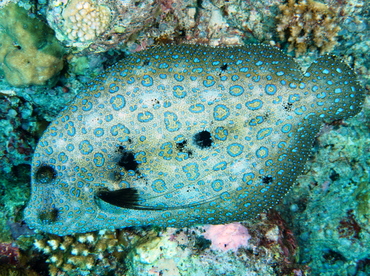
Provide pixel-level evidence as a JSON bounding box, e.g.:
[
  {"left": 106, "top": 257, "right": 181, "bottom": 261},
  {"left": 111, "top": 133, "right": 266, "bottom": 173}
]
[{"left": 302, "top": 55, "right": 364, "bottom": 123}]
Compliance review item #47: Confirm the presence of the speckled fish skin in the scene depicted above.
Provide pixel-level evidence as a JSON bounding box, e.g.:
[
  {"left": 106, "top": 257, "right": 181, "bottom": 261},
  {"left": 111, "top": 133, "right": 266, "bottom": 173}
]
[{"left": 24, "top": 44, "right": 364, "bottom": 235}]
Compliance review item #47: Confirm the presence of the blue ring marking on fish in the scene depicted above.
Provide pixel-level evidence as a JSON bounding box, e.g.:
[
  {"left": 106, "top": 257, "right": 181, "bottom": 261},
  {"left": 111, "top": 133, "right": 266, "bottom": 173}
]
[
  {"left": 110, "top": 95, "right": 126, "bottom": 110},
  {"left": 226, "top": 143, "right": 244, "bottom": 157},
  {"left": 229, "top": 85, "right": 244, "bottom": 96},
  {"left": 245, "top": 99, "right": 263, "bottom": 110},
  {"left": 137, "top": 111, "right": 154, "bottom": 123},
  {"left": 78, "top": 140, "right": 93, "bottom": 155},
  {"left": 213, "top": 104, "right": 230, "bottom": 121},
  {"left": 256, "top": 146, "right": 269, "bottom": 158},
  {"left": 211, "top": 179, "right": 224, "bottom": 192},
  {"left": 256, "top": 128, "right": 272, "bottom": 140},
  {"left": 265, "top": 84, "right": 277, "bottom": 95}
]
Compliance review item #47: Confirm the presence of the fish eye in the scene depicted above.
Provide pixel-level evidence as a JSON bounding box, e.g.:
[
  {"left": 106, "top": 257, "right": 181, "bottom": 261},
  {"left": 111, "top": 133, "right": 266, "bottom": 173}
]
[
  {"left": 38, "top": 208, "right": 59, "bottom": 225},
  {"left": 193, "top": 130, "right": 213, "bottom": 148},
  {"left": 35, "top": 165, "right": 57, "bottom": 184}
]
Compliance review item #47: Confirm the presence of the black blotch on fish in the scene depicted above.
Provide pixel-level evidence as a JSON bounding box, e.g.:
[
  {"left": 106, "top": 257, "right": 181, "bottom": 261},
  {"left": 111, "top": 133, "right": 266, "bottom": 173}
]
[
  {"left": 176, "top": 140, "right": 187, "bottom": 151},
  {"left": 283, "top": 102, "right": 293, "bottom": 112},
  {"left": 117, "top": 146, "right": 138, "bottom": 172},
  {"left": 220, "top": 64, "right": 228, "bottom": 71},
  {"left": 219, "top": 63, "right": 228, "bottom": 77},
  {"left": 193, "top": 130, "right": 212, "bottom": 149},
  {"left": 262, "top": 176, "right": 273, "bottom": 184}
]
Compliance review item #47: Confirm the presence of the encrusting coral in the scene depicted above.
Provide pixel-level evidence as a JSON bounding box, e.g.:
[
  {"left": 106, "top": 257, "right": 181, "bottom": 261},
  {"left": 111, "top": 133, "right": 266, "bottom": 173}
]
[
  {"left": 276, "top": 0, "right": 341, "bottom": 56},
  {"left": 203, "top": 222, "right": 251, "bottom": 252},
  {"left": 0, "top": 3, "right": 64, "bottom": 87}
]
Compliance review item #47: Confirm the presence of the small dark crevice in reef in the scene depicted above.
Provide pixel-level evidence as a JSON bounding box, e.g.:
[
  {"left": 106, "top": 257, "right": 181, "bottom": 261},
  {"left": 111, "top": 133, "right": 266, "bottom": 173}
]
[
  {"left": 193, "top": 130, "right": 213, "bottom": 149},
  {"left": 102, "top": 49, "right": 127, "bottom": 70},
  {"left": 117, "top": 146, "right": 139, "bottom": 172},
  {"left": 283, "top": 102, "right": 293, "bottom": 112},
  {"left": 323, "top": 249, "right": 347, "bottom": 265},
  {"left": 35, "top": 164, "right": 57, "bottom": 184},
  {"left": 38, "top": 208, "right": 59, "bottom": 225},
  {"left": 329, "top": 169, "right": 340, "bottom": 181}
]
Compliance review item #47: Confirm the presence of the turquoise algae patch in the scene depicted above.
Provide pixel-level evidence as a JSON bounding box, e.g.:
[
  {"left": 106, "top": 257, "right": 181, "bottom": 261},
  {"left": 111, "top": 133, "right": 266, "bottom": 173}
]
[{"left": 24, "top": 44, "right": 365, "bottom": 235}]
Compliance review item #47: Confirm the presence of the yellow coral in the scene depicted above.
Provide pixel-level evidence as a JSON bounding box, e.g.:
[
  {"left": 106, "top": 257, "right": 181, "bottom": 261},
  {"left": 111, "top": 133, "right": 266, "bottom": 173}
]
[
  {"left": 276, "top": 0, "right": 340, "bottom": 56},
  {"left": 0, "top": 3, "right": 64, "bottom": 86}
]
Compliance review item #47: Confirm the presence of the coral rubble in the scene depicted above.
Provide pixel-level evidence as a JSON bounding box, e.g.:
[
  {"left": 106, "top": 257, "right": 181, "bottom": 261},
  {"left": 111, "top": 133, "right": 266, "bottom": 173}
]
[{"left": 276, "top": 0, "right": 341, "bottom": 56}]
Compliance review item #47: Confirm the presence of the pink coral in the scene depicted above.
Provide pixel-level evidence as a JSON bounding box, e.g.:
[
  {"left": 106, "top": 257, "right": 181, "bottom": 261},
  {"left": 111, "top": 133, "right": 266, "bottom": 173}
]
[{"left": 203, "top": 222, "right": 251, "bottom": 252}]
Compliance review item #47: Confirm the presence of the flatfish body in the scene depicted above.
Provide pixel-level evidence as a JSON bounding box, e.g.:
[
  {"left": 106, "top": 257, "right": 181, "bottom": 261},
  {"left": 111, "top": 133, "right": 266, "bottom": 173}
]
[{"left": 24, "top": 44, "right": 364, "bottom": 235}]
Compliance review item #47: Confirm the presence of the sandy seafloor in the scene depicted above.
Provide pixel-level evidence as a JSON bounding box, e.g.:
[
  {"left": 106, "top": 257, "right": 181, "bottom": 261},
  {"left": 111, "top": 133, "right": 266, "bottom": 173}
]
[{"left": 0, "top": 0, "right": 369, "bottom": 275}]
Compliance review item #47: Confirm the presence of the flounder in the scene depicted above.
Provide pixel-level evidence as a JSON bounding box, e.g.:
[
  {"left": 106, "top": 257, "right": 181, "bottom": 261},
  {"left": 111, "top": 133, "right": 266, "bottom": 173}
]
[{"left": 24, "top": 44, "right": 364, "bottom": 235}]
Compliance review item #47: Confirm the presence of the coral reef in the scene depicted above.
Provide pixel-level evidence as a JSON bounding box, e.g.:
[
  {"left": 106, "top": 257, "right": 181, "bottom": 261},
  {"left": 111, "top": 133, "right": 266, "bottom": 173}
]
[
  {"left": 45, "top": 0, "right": 258, "bottom": 53},
  {"left": 276, "top": 0, "right": 341, "bottom": 56},
  {"left": 211, "top": 0, "right": 282, "bottom": 44},
  {"left": 0, "top": 3, "right": 64, "bottom": 86},
  {"left": 0, "top": 1, "right": 368, "bottom": 276},
  {"left": 33, "top": 229, "right": 140, "bottom": 275},
  {"left": 278, "top": 102, "right": 370, "bottom": 275},
  {"left": 27, "top": 213, "right": 308, "bottom": 275},
  {"left": 47, "top": 0, "right": 159, "bottom": 52},
  {"left": 0, "top": 94, "right": 36, "bottom": 174},
  {"left": 0, "top": 265, "right": 39, "bottom": 276},
  {"left": 127, "top": 214, "right": 306, "bottom": 276},
  {"left": 0, "top": 242, "right": 20, "bottom": 265},
  {"left": 0, "top": 240, "right": 41, "bottom": 276}
]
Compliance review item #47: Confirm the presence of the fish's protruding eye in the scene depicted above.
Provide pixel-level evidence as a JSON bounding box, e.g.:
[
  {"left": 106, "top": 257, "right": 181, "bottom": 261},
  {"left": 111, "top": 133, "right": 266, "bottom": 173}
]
[
  {"left": 193, "top": 130, "right": 213, "bottom": 149},
  {"left": 35, "top": 165, "right": 57, "bottom": 184},
  {"left": 38, "top": 208, "right": 59, "bottom": 225}
]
